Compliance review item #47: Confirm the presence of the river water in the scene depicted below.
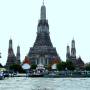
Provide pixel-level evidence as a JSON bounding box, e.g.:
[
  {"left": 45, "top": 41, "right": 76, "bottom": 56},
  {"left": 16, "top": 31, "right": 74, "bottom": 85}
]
[{"left": 0, "top": 77, "right": 90, "bottom": 90}]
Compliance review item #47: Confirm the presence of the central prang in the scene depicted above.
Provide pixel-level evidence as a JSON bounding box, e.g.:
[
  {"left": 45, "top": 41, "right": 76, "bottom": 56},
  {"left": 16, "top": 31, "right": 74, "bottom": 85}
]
[{"left": 27, "top": 3, "right": 60, "bottom": 65}]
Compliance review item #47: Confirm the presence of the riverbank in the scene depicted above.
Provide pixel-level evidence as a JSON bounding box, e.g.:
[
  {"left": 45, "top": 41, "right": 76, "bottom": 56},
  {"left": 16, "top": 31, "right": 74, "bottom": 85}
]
[
  {"left": 9, "top": 70, "right": 90, "bottom": 78},
  {"left": 1, "top": 70, "right": 90, "bottom": 78}
]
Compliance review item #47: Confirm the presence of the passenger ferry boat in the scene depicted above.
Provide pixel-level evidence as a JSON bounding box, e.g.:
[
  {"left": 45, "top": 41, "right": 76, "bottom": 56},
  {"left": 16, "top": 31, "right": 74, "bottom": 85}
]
[{"left": 29, "top": 63, "right": 45, "bottom": 77}]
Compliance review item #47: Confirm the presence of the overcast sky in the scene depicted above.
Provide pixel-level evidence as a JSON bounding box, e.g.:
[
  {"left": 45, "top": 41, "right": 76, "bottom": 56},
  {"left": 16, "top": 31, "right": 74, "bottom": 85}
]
[{"left": 0, "top": 0, "right": 90, "bottom": 65}]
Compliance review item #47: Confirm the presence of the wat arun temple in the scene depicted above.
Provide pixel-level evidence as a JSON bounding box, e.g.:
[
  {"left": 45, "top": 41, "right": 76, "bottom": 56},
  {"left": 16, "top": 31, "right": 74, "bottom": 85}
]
[
  {"left": 5, "top": 1, "right": 84, "bottom": 69},
  {"left": 27, "top": 3, "right": 60, "bottom": 65}
]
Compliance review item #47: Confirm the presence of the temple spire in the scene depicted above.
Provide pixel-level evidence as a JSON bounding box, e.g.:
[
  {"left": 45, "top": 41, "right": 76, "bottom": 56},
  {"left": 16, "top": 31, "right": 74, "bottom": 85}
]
[
  {"left": 41, "top": 0, "right": 46, "bottom": 20},
  {"left": 9, "top": 38, "right": 12, "bottom": 49},
  {"left": 43, "top": 0, "right": 44, "bottom": 5},
  {"left": 16, "top": 45, "right": 21, "bottom": 65},
  {"left": 71, "top": 38, "right": 76, "bottom": 58},
  {"left": 66, "top": 45, "right": 70, "bottom": 60}
]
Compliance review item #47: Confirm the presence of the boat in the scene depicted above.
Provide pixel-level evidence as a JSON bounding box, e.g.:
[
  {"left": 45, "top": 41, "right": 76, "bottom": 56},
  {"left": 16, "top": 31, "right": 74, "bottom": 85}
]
[
  {"left": 29, "top": 71, "right": 44, "bottom": 77},
  {"left": 0, "top": 72, "right": 4, "bottom": 80}
]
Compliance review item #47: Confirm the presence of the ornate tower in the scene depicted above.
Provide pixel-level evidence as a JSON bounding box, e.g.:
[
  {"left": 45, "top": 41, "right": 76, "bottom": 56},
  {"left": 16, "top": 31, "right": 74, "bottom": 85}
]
[
  {"left": 16, "top": 45, "right": 21, "bottom": 65},
  {"left": 27, "top": 2, "right": 60, "bottom": 65},
  {"left": 6, "top": 39, "right": 16, "bottom": 68},
  {"left": 66, "top": 45, "right": 70, "bottom": 60},
  {"left": 71, "top": 39, "right": 76, "bottom": 59}
]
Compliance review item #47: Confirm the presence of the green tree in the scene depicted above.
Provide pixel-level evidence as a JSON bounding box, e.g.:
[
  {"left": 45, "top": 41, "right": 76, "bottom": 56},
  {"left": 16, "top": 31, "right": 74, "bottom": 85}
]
[
  {"left": 31, "top": 64, "right": 37, "bottom": 69},
  {"left": 85, "top": 64, "right": 90, "bottom": 71},
  {"left": 66, "top": 60, "right": 75, "bottom": 71},
  {"left": 57, "top": 62, "right": 66, "bottom": 71},
  {"left": 10, "top": 64, "right": 25, "bottom": 73}
]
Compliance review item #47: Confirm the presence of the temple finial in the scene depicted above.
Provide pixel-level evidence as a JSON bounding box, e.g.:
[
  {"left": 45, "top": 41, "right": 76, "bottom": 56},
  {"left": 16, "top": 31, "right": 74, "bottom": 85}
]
[
  {"left": 41, "top": 0, "right": 46, "bottom": 20},
  {"left": 43, "top": 0, "right": 44, "bottom": 5}
]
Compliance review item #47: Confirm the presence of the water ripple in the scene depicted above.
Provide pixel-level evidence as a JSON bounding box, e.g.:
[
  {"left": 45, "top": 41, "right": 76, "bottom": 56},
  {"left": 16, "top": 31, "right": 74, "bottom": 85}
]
[{"left": 0, "top": 77, "right": 90, "bottom": 90}]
